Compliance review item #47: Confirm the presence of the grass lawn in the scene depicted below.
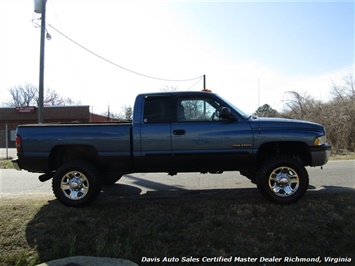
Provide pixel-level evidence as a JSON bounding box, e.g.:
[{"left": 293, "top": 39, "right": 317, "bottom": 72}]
[
  {"left": 0, "top": 191, "right": 354, "bottom": 266},
  {"left": 0, "top": 159, "right": 13, "bottom": 169}
]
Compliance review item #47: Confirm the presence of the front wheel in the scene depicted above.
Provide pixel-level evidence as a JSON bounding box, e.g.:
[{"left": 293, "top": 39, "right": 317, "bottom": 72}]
[
  {"left": 257, "top": 155, "right": 309, "bottom": 204},
  {"left": 52, "top": 160, "right": 102, "bottom": 207}
]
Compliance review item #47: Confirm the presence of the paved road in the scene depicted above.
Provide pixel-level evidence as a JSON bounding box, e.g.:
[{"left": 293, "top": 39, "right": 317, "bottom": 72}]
[{"left": 1, "top": 160, "right": 354, "bottom": 199}]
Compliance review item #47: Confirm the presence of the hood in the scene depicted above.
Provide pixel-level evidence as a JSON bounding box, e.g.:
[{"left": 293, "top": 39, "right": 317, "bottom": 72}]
[{"left": 249, "top": 117, "right": 325, "bottom": 133}]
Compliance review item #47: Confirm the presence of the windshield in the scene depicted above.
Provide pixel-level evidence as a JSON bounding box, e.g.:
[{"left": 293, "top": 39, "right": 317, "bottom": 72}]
[{"left": 215, "top": 94, "right": 249, "bottom": 119}]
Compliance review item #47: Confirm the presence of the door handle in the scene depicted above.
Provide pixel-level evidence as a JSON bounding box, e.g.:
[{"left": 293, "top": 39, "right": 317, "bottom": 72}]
[{"left": 173, "top": 129, "right": 185, "bottom": 135}]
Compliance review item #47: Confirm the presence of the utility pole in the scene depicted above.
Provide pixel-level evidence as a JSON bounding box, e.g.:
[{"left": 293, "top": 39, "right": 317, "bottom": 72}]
[{"left": 37, "top": 0, "right": 47, "bottom": 123}]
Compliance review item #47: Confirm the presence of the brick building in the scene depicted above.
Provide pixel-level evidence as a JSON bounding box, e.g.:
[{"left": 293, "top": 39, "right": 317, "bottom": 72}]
[{"left": 0, "top": 106, "right": 119, "bottom": 148}]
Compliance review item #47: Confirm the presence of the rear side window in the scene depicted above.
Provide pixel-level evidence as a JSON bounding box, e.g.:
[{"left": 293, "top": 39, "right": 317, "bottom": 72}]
[{"left": 143, "top": 97, "right": 172, "bottom": 123}]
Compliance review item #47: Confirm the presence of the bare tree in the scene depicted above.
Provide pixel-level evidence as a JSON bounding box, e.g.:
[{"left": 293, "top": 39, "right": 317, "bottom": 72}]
[
  {"left": 117, "top": 105, "right": 132, "bottom": 120},
  {"left": 6, "top": 83, "right": 37, "bottom": 106},
  {"left": 343, "top": 73, "right": 355, "bottom": 98},
  {"left": 283, "top": 91, "right": 321, "bottom": 120},
  {"left": 102, "top": 105, "right": 133, "bottom": 121},
  {"left": 3, "top": 83, "right": 79, "bottom": 107},
  {"left": 160, "top": 85, "right": 178, "bottom": 92},
  {"left": 282, "top": 74, "right": 355, "bottom": 152},
  {"left": 331, "top": 73, "right": 355, "bottom": 102}
]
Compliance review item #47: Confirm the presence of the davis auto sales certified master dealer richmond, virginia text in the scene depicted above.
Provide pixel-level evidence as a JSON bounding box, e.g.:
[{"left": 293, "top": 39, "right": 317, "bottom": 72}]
[{"left": 141, "top": 256, "right": 352, "bottom": 263}]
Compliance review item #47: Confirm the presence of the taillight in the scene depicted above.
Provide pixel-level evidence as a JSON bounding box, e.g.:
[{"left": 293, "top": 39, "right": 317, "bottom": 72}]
[{"left": 15, "top": 135, "right": 22, "bottom": 152}]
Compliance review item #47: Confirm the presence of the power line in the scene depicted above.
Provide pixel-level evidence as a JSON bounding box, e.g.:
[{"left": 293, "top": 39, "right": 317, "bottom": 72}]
[
  {"left": 48, "top": 24, "right": 203, "bottom": 82},
  {"left": 187, "top": 76, "right": 203, "bottom": 90}
]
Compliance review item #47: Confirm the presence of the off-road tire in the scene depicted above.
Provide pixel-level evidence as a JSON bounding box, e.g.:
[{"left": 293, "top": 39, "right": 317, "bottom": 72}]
[
  {"left": 52, "top": 160, "right": 102, "bottom": 207},
  {"left": 257, "top": 155, "right": 309, "bottom": 204}
]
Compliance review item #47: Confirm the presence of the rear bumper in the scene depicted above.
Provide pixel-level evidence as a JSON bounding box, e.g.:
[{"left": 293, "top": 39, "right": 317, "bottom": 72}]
[
  {"left": 12, "top": 158, "right": 22, "bottom": 171},
  {"left": 310, "top": 143, "right": 331, "bottom": 166},
  {"left": 11, "top": 153, "right": 49, "bottom": 173}
]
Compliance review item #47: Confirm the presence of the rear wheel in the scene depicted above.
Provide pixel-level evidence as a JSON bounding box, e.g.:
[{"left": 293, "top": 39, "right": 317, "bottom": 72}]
[
  {"left": 52, "top": 160, "right": 102, "bottom": 207},
  {"left": 257, "top": 155, "right": 309, "bottom": 204}
]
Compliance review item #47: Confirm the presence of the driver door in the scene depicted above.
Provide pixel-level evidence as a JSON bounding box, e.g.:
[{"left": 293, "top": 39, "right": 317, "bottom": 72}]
[{"left": 171, "top": 95, "right": 253, "bottom": 172}]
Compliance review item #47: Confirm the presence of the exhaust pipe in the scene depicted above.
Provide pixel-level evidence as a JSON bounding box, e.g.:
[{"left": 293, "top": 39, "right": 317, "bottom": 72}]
[{"left": 38, "top": 172, "right": 54, "bottom": 182}]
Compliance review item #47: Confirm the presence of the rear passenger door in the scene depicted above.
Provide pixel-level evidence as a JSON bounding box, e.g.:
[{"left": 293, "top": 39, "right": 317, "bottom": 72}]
[{"left": 138, "top": 96, "right": 173, "bottom": 171}]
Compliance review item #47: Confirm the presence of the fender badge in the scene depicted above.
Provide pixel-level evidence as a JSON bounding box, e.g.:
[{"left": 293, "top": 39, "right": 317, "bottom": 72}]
[{"left": 233, "top": 144, "right": 252, "bottom": 148}]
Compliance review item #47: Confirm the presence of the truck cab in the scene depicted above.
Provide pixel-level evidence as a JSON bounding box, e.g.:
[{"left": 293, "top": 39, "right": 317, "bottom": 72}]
[{"left": 133, "top": 91, "right": 255, "bottom": 173}]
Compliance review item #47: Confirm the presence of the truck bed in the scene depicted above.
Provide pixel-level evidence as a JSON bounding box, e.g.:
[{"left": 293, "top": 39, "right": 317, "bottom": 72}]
[{"left": 16, "top": 123, "right": 132, "bottom": 173}]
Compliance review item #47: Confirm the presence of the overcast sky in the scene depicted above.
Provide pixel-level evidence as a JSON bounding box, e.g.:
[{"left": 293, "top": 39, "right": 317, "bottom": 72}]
[{"left": 0, "top": 0, "right": 354, "bottom": 115}]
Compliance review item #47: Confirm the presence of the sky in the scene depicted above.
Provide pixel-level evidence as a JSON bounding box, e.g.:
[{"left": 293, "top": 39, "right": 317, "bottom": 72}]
[{"left": 0, "top": 0, "right": 354, "bottom": 116}]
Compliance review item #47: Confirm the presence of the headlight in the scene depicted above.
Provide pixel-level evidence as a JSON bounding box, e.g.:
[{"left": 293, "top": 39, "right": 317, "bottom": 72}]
[{"left": 314, "top": 136, "right": 326, "bottom": 146}]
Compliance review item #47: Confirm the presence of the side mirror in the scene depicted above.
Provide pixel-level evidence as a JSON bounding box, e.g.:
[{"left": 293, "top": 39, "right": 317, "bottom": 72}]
[{"left": 220, "top": 107, "right": 234, "bottom": 120}]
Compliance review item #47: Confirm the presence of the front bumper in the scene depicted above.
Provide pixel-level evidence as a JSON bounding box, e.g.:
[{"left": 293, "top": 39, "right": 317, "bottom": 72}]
[
  {"left": 12, "top": 158, "right": 22, "bottom": 171},
  {"left": 310, "top": 143, "right": 331, "bottom": 166}
]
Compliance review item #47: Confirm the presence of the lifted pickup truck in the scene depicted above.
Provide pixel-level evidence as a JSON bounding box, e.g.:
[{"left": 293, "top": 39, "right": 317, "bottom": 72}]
[{"left": 13, "top": 91, "right": 331, "bottom": 207}]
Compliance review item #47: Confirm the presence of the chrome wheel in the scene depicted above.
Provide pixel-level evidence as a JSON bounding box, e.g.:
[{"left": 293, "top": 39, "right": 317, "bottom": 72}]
[
  {"left": 268, "top": 166, "right": 299, "bottom": 197},
  {"left": 53, "top": 161, "right": 102, "bottom": 207},
  {"left": 257, "top": 155, "right": 308, "bottom": 204},
  {"left": 60, "top": 171, "right": 89, "bottom": 200}
]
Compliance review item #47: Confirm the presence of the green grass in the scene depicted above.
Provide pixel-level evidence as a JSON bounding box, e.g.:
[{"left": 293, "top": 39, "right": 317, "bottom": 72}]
[
  {"left": 330, "top": 151, "right": 355, "bottom": 160},
  {"left": 0, "top": 191, "right": 354, "bottom": 266},
  {"left": 0, "top": 159, "right": 13, "bottom": 169}
]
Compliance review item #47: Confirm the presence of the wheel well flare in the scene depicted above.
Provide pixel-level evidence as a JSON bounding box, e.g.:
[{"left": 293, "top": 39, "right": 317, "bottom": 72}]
[
  {"left": 49, "top": 145, "right": 98, "bottom": 170},
  {"left": 257, "top": 142, "right": 311, "bottom": 166}
]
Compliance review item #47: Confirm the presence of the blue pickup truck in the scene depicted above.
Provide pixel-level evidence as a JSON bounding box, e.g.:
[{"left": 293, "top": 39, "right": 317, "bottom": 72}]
[{"left": 13, "top": 91, "right": 331, "bottom": 207}]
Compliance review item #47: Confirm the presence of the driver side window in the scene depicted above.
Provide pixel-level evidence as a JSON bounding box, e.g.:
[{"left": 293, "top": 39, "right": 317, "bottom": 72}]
[{"left": 177, "top": 98, "right": 222, "bottom": 122}]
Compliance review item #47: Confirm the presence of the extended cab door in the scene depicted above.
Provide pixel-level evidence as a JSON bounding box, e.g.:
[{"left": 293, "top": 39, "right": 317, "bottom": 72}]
[
  {"left": 137, "top": 95, "right": 173, "bottom": 171},
  {"left": 171, "top": 95, "right": 254, "bottom": 172}
]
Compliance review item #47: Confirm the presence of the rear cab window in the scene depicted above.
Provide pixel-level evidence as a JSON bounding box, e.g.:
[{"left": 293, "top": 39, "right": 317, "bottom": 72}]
[{"left": 143, "top": 96, "right": 172, "bottom": 124}]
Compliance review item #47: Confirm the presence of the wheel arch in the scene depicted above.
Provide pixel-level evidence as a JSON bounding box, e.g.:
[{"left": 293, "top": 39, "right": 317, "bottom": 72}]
[
  {"left": 257, "top": 141, "right": 311, "bottom": 166},
  {"left": 49, "top": 145, "right": 99, "bottom": 170}
]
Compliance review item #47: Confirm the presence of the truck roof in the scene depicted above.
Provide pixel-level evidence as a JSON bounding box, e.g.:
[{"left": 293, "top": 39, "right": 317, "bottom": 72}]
[{"left": 138, "top": 91, "right": 217, "bottom": 97}]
